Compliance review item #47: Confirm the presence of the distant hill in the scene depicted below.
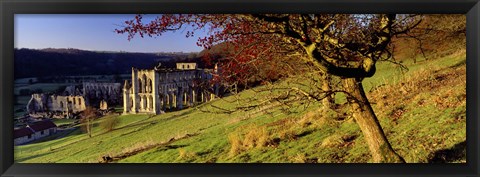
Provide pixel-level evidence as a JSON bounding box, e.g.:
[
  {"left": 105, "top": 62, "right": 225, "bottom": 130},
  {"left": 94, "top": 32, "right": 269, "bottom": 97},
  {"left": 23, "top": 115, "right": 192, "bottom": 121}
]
[
  {"left": 14, "top": 48, "right": 201, "bottom": 79},
  {"left": 197, "top": 42, "right": 233, "bottom": 58}
]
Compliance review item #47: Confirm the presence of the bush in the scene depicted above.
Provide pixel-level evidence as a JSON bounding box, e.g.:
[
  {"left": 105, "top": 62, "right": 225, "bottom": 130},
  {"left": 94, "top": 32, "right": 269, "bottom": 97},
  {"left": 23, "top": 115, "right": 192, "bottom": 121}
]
[
  {"left": 177, "top": 148, "right": 198, "bottom": 161},
  {"left": 228, "top": 124, "right": 271, "bottom": 157},
  {"left": 101, "top": 115, "right": 119, "bottom": 132}
]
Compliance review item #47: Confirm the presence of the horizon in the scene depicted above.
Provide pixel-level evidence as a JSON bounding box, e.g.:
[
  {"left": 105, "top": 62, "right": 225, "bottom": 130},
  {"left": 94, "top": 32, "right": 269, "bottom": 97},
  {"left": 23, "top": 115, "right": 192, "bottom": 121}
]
[
  {"left": 14, "top": 14, "right": 206, "bottom": 53},
  {"left": 14, "top": 47, "right": 200, "bottom": 54}
]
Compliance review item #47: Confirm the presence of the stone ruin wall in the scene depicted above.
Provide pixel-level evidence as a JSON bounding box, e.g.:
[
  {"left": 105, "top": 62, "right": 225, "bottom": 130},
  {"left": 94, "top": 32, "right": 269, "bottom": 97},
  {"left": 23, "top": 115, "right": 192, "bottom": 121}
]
[
  {"left": 123, "top": 63, "right": 219, "bottom": 115},
  {"left": 83, "top": 82, "right": 122, "bottom": 106},
  {"left": 27, "top": 93, "right": 86, "bottom": 118},
  {"left": 47, "top": 95, "right": 86, "bottom": 112},
  {"left": 26, "top": 82, "right": 121, "bottom": 118}
]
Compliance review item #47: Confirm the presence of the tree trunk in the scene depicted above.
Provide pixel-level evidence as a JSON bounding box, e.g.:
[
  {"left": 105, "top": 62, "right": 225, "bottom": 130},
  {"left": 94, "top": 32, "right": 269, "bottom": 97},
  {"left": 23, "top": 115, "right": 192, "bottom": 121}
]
[
  {"left": 87, "top": 120, "right": 91, "bottom": 138},
  {"left": 321, "top": 73, "right": 335, "bottom": 109},
  {"left": 87, "top": 118, "right": 92, "bottom": 138},
  {"left": 342, "top": 78, "right": 405, "bottom": 163}
]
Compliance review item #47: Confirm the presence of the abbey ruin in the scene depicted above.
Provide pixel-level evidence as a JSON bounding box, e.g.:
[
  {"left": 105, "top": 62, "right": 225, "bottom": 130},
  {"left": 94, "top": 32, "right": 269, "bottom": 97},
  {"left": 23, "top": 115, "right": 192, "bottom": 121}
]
[
  {"left": 27, "top": 94, "right": 87, "bottom": 118},
  {"left": 26, "top": 82, "right": 122, "bottom": 118},
  {"left": 83, "top": 82, "right": 122, "bottom": 106},
  {"left": 25, "top": 62, "right": 218, "bottom": 118},
  {"left": 123, "top": 63, "right": 218, "bottom": 115}
]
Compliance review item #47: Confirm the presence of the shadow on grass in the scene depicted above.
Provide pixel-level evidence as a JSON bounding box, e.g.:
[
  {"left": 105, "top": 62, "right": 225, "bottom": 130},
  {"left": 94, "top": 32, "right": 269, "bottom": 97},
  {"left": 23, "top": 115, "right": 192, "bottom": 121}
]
[
  {"left": 157, "top": 144, "right": 188, "bottom": 152},
  {"left": 296, "top": 129, "right": 314, "bottom": 138},
  {"left": 113, "top": 109, "right": 196, "bottom": 133},
  {"left": 111, "top": 121, "right": 155, "bottom": 134},
  {"left": 30, "top": 128, "right": 80, "bottom": 144},
  {"left": 449, "top": 58, "right": 466, "bottom": 68},
  {"left": 160, "top": 108, "right": 196, "bottom": 122},
  {"left": 428, "top": 141, "right": 466, "bottom": 163},
  {"left": 101, "top": 133, "right": 199, "bottom": 163},
  {"left": 15, "top": 149, "right": 55, "bottom": 162}
]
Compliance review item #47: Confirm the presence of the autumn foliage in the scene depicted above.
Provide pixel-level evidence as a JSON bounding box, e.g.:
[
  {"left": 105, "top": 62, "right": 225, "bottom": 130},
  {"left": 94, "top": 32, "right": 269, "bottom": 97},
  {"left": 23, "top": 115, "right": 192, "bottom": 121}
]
[{"left": 116, "top": 15, "right": 325, "bottom": 90}]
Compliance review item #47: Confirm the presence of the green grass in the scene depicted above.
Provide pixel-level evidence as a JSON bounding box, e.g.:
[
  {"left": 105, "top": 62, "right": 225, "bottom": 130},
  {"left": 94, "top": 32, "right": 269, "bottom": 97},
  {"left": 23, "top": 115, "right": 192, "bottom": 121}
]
[
  {"left": 14, "top": 52, "right": 466, "bottom": 163},
  {"left": 52, "top": 119, "right": 77, "bottom": 126},
  {"left": 363, "top": 51, "right": 466, "bottom": 92}
]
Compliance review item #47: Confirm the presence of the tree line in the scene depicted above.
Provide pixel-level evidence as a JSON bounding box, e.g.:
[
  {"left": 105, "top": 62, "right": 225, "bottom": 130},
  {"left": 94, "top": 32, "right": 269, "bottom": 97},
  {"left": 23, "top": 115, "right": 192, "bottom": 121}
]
[{"left": 14, "top": 48, "right": 201, "bottom": 79}]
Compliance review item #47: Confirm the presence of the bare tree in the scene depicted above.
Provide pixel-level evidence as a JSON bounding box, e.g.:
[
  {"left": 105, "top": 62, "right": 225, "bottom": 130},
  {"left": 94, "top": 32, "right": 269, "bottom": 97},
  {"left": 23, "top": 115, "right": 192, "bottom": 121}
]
[{"left": 80, "top": 106, "right": 96, "bottom": 138}]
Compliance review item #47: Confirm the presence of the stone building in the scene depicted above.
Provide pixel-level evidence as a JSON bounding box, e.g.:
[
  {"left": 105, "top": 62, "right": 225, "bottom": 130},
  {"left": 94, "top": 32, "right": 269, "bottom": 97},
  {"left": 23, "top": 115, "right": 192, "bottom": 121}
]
[
  {"left": 83, "top": 82, "right": 122, "bottom": 106},
  {"left": 26, "top": 82, "right": 122, "bottom": 118},
  {"left": 14, "top": 120, "right": 57, "bottom": 145},
  {"left": 27, "top": 119, "right": 58, "bottom": 140},
  {"left": 13, "top": 127, "right": 35, "bottom": 145},
  {"left": 123, "top": 62, "right": 218, "bottom": 115},
  {"left": 26, "top": 94, "right": 87, "bottom": 118}
]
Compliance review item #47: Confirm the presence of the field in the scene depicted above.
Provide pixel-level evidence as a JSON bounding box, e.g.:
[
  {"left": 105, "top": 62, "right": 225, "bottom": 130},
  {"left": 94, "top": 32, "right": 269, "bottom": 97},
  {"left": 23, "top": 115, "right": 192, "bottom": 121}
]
[{"left": 14, "top": 52, "right": 466, "bottom": 163}]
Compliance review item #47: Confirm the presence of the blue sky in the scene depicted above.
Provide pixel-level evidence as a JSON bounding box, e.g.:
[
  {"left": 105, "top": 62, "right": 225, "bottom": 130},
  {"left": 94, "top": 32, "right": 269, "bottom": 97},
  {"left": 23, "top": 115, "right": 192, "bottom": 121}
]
[{"left": 14, "top": 14, "right": 206, "bottom": 53}]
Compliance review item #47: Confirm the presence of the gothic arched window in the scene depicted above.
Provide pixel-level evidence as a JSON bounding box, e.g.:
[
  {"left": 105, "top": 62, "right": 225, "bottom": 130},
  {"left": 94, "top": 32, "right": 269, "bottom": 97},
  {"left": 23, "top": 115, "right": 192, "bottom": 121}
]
[
  {"left": 138, "top": 78, "right": 142, "bottom": 93},
  {"left": 148, "top": 79, "right": 153, "bottom": 93}
]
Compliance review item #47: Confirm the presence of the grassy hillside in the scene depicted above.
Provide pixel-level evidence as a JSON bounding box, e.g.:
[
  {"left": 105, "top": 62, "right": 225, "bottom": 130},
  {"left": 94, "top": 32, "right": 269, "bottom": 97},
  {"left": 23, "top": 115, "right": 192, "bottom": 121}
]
[{"left": 15, "top": 51, "right": 466, "bottom": 163}]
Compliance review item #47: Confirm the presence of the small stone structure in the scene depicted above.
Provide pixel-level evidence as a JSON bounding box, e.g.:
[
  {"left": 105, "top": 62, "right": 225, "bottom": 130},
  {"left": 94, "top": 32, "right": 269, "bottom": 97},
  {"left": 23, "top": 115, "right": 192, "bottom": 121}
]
[
  {"left": 99, "top": 100, "right": 108, "bottom": 111},
  {"left": 123, "top": 62, "right": 218, "bottom": 115}
]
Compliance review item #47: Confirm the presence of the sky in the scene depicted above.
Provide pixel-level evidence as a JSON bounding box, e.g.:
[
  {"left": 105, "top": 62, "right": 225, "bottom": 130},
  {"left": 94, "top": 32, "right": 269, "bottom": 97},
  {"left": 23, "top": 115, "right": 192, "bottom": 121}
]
[{"left": 14, "top": 14, "right": 206, "bottom": 53}]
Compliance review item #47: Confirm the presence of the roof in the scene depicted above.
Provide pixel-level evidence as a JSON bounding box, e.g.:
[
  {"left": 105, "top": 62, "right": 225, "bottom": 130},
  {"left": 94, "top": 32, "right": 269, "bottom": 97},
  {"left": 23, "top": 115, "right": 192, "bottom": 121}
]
[
  {"left": 27, "top": 120, "right": 57, "bottom": 132},
  {"left": 14, "top": 127, "right": 34, "bottom": 139}
]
